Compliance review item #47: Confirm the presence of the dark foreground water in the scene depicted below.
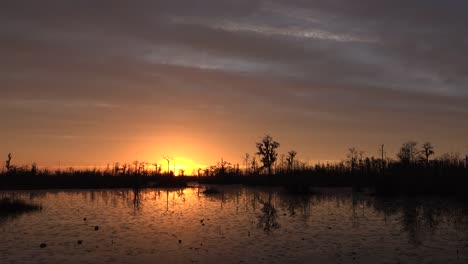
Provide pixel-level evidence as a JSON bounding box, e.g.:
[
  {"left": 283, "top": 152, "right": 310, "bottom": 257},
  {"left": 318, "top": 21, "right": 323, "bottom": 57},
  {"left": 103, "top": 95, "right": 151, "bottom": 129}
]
[{"left": 1, "top": 186, "right": 468, "bottom": 264}]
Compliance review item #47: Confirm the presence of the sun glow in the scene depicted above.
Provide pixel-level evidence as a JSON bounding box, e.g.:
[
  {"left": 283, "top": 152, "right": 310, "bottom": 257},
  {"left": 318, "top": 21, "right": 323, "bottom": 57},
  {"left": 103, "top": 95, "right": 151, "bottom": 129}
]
[{"left": 156, "top": 157, "right": 206, "bottom": 176}]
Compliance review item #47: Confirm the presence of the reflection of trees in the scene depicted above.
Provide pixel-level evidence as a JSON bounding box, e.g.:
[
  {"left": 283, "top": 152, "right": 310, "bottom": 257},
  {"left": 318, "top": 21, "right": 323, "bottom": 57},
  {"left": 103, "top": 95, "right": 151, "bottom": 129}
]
[
  {"left": 161, "top": 188, "right": 186, "bottom": 212},
  {"left": 281, "top": 195, "right": 311, "bottom": 218},
  {"left": 400, "top": 203, "right": 443, "bottom": 245},
  {"left": 452, "top": 207, "right": 468, "bottom": 244},
  {"left": 370, "top": 198, "right": 447, "bottom": 246},
  {"left": 132, "top": 187, "right": 142, "bottom": 211},
  {"left": 401, "top": 203, "right": 423, "bottom": 245},
  {"left": 165, "top": 190, "right": 169, "bottom": 212},
  {"left": 257, "top": 192, "right": 279, "bottom": 233},
  {"left": 29, "top": 187, "right": 468, "bottom": 246}
]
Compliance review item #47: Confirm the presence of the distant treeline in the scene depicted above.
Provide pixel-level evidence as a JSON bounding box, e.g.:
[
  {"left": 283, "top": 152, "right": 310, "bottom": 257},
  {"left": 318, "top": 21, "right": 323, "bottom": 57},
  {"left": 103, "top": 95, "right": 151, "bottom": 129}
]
[
  {"left": 196, "top": 137, "right": 468, "bottom": 197},
  {"left": 1, "top": 136, "right": 468, "bottom": 197},
  {"left": 0, "top": 157, "right": 187, "bottom": 189}
]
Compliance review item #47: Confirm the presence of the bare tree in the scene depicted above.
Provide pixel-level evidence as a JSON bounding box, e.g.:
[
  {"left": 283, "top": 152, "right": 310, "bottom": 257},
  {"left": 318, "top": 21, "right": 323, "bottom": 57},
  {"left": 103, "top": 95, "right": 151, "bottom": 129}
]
[
  {"left": 251, "top": 156, "right": 259, "bottom": 174},
  {"left": 122, "top": 164, "right": 128, "bottom": 175},
  {"left": 256, "top": 135, "right": 280, "bottom": 175},
  {"left": 347, "top": 147, "right": 364, "bottom": 172},
  {"left": 163, "top": 156, "right": 174, "bottom": 174},
  {"left": 217, "top": 158, "right": 231, "bottom": 176},
  {"left": 139, "top": 162, "right": 147, "bottom": 176},
  {"left": 113, "top": 162, "right": 120, "bottom": 176},
  {"left": 179, "top": 169, "right": 185, "bottom": 177},
  {"left": 286, "top": 150, "right": 297, "bottom": 171},
  {"left": 279, "top": 154, "right": 286, "bottom": 171},
  {"left": 5, "top": 153, "right": 12, "bottom": 171},
  {"left": 421, "top": 142, "right": 435, "bottom": 165},
  {"left": 379, "top": 144, "right": 386, "bottom": 174},
  {"left": 438, "top": 152, "right": 460, "bottom": 165},
  {"left": 242, "top": 153, "right": 250, "bottom": 174},
  {"left": 151, "top": 162, "right": 159, "bottom": 175},
  {"left": 132, "top": 160, "right": 140, "bottom": 175},
  {"left": 397, "top": 141, "right": 419, "bottom": 164}
]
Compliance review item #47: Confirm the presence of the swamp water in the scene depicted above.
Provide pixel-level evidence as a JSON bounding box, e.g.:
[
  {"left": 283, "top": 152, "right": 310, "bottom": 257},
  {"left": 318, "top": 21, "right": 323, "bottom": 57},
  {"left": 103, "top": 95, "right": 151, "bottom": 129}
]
[{"left": 1, "top": 187, "right": 468, "bottom": 263}]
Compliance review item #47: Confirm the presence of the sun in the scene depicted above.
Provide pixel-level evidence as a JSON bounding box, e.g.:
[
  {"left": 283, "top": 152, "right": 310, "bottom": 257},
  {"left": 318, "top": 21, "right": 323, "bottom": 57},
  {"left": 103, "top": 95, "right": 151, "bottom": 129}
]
[{"left": 155, "top": 157, "right": 206, "bottom": 176}]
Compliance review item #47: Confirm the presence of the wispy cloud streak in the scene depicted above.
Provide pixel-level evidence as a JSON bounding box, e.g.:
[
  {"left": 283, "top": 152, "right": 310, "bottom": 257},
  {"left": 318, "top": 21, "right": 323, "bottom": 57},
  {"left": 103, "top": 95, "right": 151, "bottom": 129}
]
[
  {"left": 170, "top": 16, "right": 377, "bottom": 43},
  {"left": 0, "top": 99, "right": 120, "bottom": 109}
]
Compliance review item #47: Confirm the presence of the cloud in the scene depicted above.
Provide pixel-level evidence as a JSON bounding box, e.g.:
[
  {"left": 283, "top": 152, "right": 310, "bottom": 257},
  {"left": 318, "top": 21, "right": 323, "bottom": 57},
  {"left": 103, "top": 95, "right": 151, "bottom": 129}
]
[
  {"left": 169, "top": 16, "right": 377, "bottom": 43},
  {"left": 0, "top": 99, "right": 120, "bottom": 110},
  {"left": 1, "top": 0, "right": 468, "bottom": 164},
  {"left": 2, "top": 0, "right": 466, "bottom": 97},
  {"left": 142, "top": 44, "right": 279, "bottom": 73}
]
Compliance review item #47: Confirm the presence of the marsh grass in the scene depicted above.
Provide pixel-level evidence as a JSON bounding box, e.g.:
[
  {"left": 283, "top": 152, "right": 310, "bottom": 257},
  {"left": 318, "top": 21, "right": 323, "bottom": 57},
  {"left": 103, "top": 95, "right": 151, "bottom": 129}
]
[
  {"left": 0, "top": 170, "right": 187, "bottom": 190},
  {"left": 1, "top": 138, "right": 467, "bottom": 199}
]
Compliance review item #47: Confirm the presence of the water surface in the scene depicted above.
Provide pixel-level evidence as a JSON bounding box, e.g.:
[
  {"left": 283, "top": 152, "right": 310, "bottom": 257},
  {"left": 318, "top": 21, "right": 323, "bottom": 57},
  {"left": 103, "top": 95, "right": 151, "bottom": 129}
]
[{"left": 1, "top": 187, "right": 468, "bottom": 263}]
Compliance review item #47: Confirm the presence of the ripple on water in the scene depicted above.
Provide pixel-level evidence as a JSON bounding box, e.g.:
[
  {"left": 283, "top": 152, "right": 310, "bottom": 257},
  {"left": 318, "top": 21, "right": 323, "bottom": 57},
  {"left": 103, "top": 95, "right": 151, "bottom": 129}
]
[{"left": 0, "top": 188, "right": 468, "bottom": 263}]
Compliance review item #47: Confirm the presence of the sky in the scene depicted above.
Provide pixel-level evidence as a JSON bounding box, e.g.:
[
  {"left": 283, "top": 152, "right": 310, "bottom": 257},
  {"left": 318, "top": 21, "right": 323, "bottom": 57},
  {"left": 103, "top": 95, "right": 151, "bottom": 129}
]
[{"left": 1, "top": 0, "right": 467, "bottom": 172}]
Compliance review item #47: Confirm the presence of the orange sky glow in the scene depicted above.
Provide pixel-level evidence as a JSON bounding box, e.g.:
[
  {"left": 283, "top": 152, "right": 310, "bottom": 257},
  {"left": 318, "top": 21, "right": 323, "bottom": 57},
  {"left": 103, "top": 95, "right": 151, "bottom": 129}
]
[{"left": 1, "top": 1, "right": 468, "bottom": 172}]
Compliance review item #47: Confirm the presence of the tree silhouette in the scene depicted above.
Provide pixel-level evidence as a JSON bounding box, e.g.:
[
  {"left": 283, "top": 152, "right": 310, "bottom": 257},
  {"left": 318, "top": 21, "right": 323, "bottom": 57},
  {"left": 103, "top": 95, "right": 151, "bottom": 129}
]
[
  {"left": 251, "top": 156, "right": 259, "bottom": 174},
  {"left": 31, "top": 162, "right": 38, "bottom": 176},
  {"left": 379, "top": 144, "right": 386, "bottom": 174},
  {"left": 256, "top": 135, "right": 280, "bottom": 175},
  {"left": 5, "top": 153, "right": 12, "bottom": 172},
  {"left": 242, "top": 153, "right": 250, "bottom": 174},
  {"left": 132, "top": 160, "right": 140, "bottom": 175},
  {"left": 421, "top": 142, "right": 435, "bottom": 165},
  {"left": 120, "top": 164, "right": 128, "bottom": 175},
  {"left": 286, "top": 150, "right": 297, "bottom": 171},
  {"left": 151, "top": 163, "right": 159, "bottom": 174},
  {"left": 113, "top": 162, "right": 120, "bottom": 176},
  {"left": 397, "top": 141, "right": 419, "bottom": 164},
  {"left": 347, "top": 147, "right": 363, "bottom": 172},
  {"left": 218, "top": 158, "right": 230, "bottom": 176},
  {"left": 163, "top": 156, "right": 174, "bottom": 174}
]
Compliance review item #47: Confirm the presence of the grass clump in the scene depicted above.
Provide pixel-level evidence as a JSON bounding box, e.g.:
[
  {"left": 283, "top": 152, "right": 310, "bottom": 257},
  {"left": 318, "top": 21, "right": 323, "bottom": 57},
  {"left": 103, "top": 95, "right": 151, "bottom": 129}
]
[{"left": 0, "top": 197, "right": 42, "bottom": 216}]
